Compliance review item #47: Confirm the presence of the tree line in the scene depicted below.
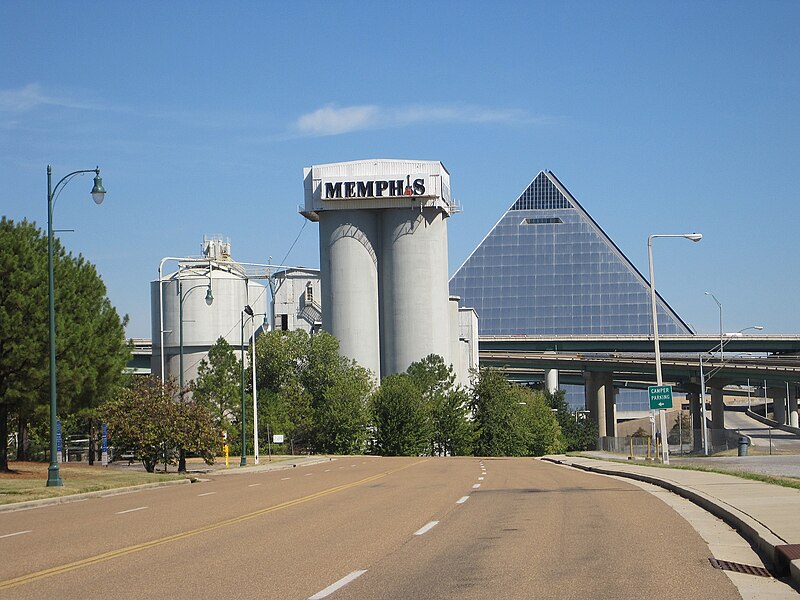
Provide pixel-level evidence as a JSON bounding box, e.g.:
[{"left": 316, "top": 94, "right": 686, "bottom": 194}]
[
  {"left": 0, "top": 218, "right": 129, "bottom": 471},
  {"left": 0, "top": 217, "right": 595, "bottom": 473}
]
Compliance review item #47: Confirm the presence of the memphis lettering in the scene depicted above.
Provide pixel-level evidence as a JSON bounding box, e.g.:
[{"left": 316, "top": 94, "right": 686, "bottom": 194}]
[{"left": 324, "top": 177, "right": 426, "bottom": 199}]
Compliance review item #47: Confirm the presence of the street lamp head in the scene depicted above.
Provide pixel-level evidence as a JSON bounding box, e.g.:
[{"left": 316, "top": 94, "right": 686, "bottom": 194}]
[
  {"left": 90, "top": 169, "right": 106, "bottom": 205},
  {"left": 244, "top": 304, "right": 254, "bottom": 317},
  {"left": 685, "top": 233, "right": 703, "bottom": 242},
  {"left": 205, "top": 286, "right": 214, "bottom": 305}
]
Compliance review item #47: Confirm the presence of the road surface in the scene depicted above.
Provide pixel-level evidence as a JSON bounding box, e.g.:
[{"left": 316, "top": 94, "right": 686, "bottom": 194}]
[{"left": 1, "top": 456, "right": 741, "bottom": 599}]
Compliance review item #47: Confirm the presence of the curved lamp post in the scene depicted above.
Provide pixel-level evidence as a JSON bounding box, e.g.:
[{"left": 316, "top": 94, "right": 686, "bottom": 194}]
[
  {"left": 47, "top": 165, "right": 106, "bottom": 486},
  {"left": 648, "top": 232, "right": 702, "bottom": 465},
  {"left": 241, "top": 305, "right": 269, "bottom": 466},
  {"left": 704, "top": 292, "right": 723, "bottom": 361}
]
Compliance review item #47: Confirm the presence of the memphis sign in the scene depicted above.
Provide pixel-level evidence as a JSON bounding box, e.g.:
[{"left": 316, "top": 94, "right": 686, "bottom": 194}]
[
  {"left": 648, "top": 385, "right": 673, "bottom": 410},
  {"left": 323, "top": 175, "right": 426, "bottom": 200}
]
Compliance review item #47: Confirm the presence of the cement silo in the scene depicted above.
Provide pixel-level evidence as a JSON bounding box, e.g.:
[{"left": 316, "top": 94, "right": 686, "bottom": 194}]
[
  {"left": 380, "top": 208, "right": 451, "bottom": 375},
  {"left": 302, "top": 159, "right": 457, "bottom": 379},
  {"left": 150, "top": 238, "right": 268, "bottom": 385},
  {"left": 318, "top": 210, "right": 381, "bottom": 378}
]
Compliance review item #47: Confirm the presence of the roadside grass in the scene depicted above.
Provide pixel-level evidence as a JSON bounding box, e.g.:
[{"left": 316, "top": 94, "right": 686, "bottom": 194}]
[
  {"left": 575, "top": 453, "right": 800, "bottom": 491},
  {"left": 0, "top": 454, "right": 305, "bottom": 505},
  {"left": 0, "top": 462, "right": 186, "bottom": 505}
]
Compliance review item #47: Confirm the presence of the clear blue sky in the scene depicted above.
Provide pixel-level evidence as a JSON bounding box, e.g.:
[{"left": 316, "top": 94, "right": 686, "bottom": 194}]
[{"left": 1, "top": 1, "right": 798, "bottom": 339}]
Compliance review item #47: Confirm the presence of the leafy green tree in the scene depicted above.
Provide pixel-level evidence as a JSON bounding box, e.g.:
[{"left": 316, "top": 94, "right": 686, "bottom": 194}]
[
  {"left": 254, "top": 330, "right": 373, "bottom": 454},
  {"left": 430, "top": 387, "right": 475, "bottom": 456},
  {"left": 370, "top": 374, "right": 431, "bottom": 456},
  {"left": 517, "top": 387, "right": 563, "bottom": 456},
  {"left": 192, "top": 337, "right": 241, "bottom": 437},
  {"left": 545, "top": 389, "right": 597, "bottom": 451},
  {"left": 314, "top": 362, "right": 372, "bottom": 454},
  {"left": 0, "top": 218, "right": 128, "bottom": 471},
  {"left": 102, "top": 376, "right": 217, "bottom": 472},
  {"left": 471, "top": 368, "right": 563, "bottom": 457},
  {"left": 406, "top": 354, "right": 473, "bottom": 456},
  {"left": 471, "top": 368, "right": 527, "bottom": 456}
]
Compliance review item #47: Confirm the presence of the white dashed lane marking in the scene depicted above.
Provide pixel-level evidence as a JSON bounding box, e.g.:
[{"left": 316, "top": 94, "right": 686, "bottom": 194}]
[
  {"left": 456, "top": 496, "right": 470, "bottom": 504},
  {"left": 472, "top": 484, "right": 481, "bottom": 489},
  {"left": 414, "top": 521, "right": 439, "bottom": 536},
  {"left": 0, "top": 530, "right": 31, "bottom": 539},
  {"left": 116, "top": 507, "right": 148, "bottom": 515},
  {"left": 309, "top": 570, "right": 368, "bottom": 599},
  {"left": 198, "top": 492, "right": 216, "bottom": 497}
]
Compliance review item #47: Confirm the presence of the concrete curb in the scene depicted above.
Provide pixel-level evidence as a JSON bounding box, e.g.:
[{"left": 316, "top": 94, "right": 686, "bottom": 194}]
[
  {"left": 0, "top": 477, "right": 192, "bottom": 514},
  {"left": 540, "top": 455, "right": 799, "bottom": 585}
]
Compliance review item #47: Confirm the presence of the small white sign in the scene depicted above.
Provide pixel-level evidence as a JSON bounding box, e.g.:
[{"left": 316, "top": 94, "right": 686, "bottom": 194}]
[{"left": 273, "top": 434, "right": 284, "bottom": 444}]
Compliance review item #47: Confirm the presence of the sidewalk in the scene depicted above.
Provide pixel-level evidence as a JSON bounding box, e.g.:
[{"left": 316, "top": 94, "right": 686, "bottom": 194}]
[{"left": 541, "top": 454, "right": 800, "bottom": 587}]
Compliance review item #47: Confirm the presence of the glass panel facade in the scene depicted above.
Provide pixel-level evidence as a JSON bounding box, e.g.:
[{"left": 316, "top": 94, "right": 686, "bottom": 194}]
[{"left": 450, "top": 171, "right": 691, "bottom": 410}]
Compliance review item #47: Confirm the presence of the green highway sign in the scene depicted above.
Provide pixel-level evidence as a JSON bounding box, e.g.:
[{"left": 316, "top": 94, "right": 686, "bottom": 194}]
[{"left": 648, "top": 385, "right": 673, "bottom": 410}]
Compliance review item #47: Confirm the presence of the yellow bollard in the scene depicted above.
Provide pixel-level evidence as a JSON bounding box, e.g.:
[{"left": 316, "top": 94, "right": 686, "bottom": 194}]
[{"left": 646, "top": 436, "right": 652, "bottom": 460}]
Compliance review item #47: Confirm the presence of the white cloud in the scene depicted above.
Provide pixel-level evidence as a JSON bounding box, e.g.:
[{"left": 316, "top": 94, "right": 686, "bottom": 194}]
[
  {"left": 0, "top": 83, "right": 113, "bottom": 113},
  {"left": 296, "top": 104, "right": 381, "bottom": 135},
  {"left": 293, "top": 103, "right": 542, "bottom": 137},
  {"left": 0, "top": 84, "right": 50, "bottom": 112}
]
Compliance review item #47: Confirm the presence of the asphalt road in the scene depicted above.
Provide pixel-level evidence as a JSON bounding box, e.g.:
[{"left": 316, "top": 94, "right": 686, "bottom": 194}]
[
  {"left": 1, "top": 456, "right": 740, "bottom": 599},
  {"left": 725, "top": 409, "right": 800, "bottom": 452}
]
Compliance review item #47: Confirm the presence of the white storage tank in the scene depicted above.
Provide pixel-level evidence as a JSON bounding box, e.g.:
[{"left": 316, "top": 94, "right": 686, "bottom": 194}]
[{"left": 151, "top": 240, "right": 268, "bottom": 386}]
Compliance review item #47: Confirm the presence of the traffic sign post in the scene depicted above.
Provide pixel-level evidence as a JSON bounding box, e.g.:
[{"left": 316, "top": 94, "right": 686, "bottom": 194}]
[{"left": 649, "top": 385, "right": 673, "bottom": 410}]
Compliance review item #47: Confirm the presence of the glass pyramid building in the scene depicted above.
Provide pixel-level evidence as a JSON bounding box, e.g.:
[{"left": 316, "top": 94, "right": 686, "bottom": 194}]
[
  {"left": 449, "top": 171, "right": 692, "bottom": 413},
  {"left": 449, "top": 170, "right": 691, "bottom": 337}
]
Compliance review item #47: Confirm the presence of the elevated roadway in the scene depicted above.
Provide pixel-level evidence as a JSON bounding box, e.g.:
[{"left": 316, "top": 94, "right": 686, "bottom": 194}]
[{"left": 481, "top": 334, "right": 800, "bottom": 355}]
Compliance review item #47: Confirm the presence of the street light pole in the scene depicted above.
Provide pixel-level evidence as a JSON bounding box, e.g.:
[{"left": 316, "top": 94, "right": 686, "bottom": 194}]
[
  {"left": 46, "top": 165, "right": 106, "bottom": 487},
  {"left": 240, "top": 310, "right": 247, "bottom": 467},
  {"left": 648, "top": 232, "right": 702, "bottom": 465},
  {"left": 705, "top": 292, "right": 723, "bottom": 361}
]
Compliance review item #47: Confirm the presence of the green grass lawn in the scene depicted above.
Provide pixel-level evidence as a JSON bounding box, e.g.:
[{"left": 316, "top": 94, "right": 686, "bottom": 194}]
[{"left": 0, "top": 462, "right": 186, "bottom": 506}]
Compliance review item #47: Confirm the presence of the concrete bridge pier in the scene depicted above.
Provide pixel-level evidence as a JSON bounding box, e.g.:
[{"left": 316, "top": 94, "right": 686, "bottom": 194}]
[
  {"left": 788, "top": 384, "right": 798, "bottom": 428},
  {"left": 771, "top": 385, "right": 788, "bottom": 425},
  {"left": 545, "top": 369, "right": 559, "bottom": 395},
  {"left": 583, "top": 371, "right": 617, "bottom": 438},
  {"left": 686, "top": 391, "right": 702, "bottom": 451},
  {"left": 709, "top": 382, "right": 725, "bottom": 447}
]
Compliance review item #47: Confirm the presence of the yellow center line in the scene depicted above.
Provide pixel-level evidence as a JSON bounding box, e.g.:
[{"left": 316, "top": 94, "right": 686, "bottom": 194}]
[{"left": 0, "top": 459, "right": 428, "bottom": 591}]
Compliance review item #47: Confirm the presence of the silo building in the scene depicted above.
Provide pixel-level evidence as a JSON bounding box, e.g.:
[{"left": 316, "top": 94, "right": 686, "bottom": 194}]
[
  {"left": 301, "top": 159, "right": 463, "bottom": 380},
  {"left": 150, "top": 237, "right": 268, "bottom": 386}
]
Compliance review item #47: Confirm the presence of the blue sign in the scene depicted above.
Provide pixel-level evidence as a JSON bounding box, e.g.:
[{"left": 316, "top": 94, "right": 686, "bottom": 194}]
[
  {"left": 101, "top": 422, "right": 109, "bottom": 466},
  {"left": 56, "top": 418, "right": 63, "bottom": 463}
]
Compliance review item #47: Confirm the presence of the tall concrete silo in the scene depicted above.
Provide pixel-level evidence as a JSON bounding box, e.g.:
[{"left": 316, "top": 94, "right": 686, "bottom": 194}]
[
  {"left": 380, "top": 208, "right": 451, "bottom": 375},
  {"left": 302, "top": 159, "right": 457, "bottom": 379},
  {"left": 318, "top": 210, "right": 381, "bottom": 378},
  {"left": 151, "top": 238, "right": 268, "bottom": 385}
]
